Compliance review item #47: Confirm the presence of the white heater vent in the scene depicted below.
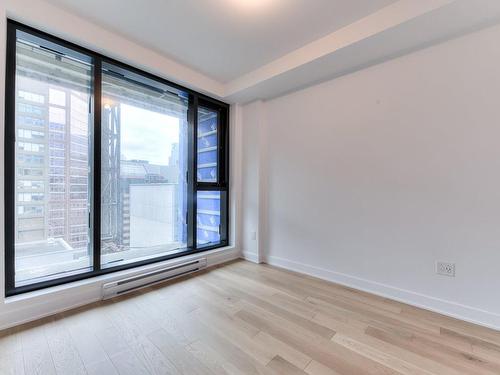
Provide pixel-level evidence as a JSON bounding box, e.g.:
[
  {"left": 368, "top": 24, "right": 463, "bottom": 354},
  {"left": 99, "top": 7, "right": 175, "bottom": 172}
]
[{"left": 102, "top": 258, "right": 207, "bottom": 299}]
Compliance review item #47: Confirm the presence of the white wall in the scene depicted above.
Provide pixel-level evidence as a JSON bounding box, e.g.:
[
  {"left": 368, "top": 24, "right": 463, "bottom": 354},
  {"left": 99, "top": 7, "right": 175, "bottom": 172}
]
[
  {"left": 241, "top": 102, "right": 260, "bottom": 261},
  {"left": 0, "top": 0, "right": 241, "bottom": 330},
  {"left": 242, "top": 22, "right": 500, "bottom": 329},
  {"left": 241, "top": 101, "right": 268, "bottom": 263}
]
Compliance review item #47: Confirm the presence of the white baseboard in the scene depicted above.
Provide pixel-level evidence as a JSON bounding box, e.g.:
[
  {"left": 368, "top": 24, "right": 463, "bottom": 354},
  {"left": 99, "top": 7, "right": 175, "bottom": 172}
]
[
  {"left": 0, "top": 247, "right": 240, "bottom": 331},
  {"left": 266, "top": 255, "right": 500, "bottom": 331},
  {"left": 241, "top": 250, "right": 260, "bottom": 263}
]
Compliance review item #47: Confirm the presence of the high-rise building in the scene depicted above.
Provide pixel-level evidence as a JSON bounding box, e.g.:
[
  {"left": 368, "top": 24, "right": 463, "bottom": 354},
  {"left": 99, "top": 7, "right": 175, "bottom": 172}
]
[{"left": 15, "top": 75, "right": 90, "bottom": 255}]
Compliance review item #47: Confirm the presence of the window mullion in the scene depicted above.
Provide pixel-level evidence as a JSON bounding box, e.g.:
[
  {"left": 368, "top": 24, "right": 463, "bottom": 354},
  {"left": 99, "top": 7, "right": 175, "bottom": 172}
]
[
  {"left": 5, "top": 22, "right": 17, "bottom": 295},
  {"left": 93, "top": 58, "right": 102, "bottom": 272},
  {"left": 187, "top": 95, "right": 198, "bottom": 249}
]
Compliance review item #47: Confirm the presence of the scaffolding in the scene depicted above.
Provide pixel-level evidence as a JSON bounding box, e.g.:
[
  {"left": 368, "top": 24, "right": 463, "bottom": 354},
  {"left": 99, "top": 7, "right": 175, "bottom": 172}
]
[{"left": 100, "top": 104, "right": 121, "bottom": 250}]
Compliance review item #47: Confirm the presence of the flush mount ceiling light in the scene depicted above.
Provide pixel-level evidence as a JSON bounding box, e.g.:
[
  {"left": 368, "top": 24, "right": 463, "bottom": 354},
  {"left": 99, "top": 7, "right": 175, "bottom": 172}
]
[{"left": 228, "top": 0, "right": 278, "bottom": 13}]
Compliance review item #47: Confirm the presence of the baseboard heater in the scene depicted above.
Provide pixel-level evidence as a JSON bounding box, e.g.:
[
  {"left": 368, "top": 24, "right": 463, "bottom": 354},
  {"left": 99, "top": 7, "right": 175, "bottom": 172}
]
[{"left": 102, "top": 258, "right": 207, "bottom": 300}]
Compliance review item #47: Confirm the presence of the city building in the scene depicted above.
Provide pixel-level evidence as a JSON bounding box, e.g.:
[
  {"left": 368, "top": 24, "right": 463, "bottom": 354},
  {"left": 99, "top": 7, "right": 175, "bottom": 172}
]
[{"left": 15, "top": 72, "right": 92, "bottom": 283}]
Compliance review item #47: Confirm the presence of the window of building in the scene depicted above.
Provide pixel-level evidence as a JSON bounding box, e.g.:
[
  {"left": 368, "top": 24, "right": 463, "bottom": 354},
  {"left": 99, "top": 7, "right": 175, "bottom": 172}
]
[
  {"left": 5, "top": 21, "right": 229, "bottom": 295},
  {"left": 17, "top": 193, "right": 45, "bottom": 202},
  {"left": 18, "top": 205, "right": 44, "bottom": 216},
  {"left": 49, "top": 88, "right": 66, "bottom": 106},
  {"left": 49, "top": 107, "right": 66, "bottom": 125},
  {"left": 18, "top": 154, "right": 45, "bottom": 165},
  {"left": 18, "top": 90, "right": 45, "bottom": 104},
  {"left": 18, "top": 116, "right": 45, "bottom": 127},
  {"left": 18, "top": 129, "right": 44, "bottom": 139},
  {"left": 18, "top": 103, "right": 44, "bottom": 116},
  {"left": 17, "top": 180, "right": 44, "bottom": 190},
  {"left": 18, "top": 167, "right": 44, "bottom": 177},
  {"left": 18, "top": 141, "right": 45, "bottom": 153}
]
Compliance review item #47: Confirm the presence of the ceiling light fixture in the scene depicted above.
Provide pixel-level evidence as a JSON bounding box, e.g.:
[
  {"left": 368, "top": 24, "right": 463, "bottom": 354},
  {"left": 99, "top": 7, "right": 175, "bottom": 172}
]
[{"left": 229, "top": 0, "right": 277, "bottom": 13}]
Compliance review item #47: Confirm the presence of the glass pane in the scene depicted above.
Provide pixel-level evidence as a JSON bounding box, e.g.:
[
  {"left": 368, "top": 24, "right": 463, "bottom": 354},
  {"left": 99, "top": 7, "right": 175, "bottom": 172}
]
[
  {"left": 101, "top": 63, "right": 188, "bottom": 268},
  {"left": 197, "top": 107, "right": 218, "bottom": 182},
  {"left": 14, "top": 31, "right": 93, "bottom": 286},
  {"left": 197, "top": 191, "right": 222, "bottom": 247}
]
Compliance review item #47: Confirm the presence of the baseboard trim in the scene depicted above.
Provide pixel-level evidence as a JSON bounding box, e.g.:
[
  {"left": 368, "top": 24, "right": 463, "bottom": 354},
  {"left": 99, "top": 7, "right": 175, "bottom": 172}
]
[
  {"left": 266, "top": 255, "right": 500, "bottom": 331},
  {"left": 241, "top": 251, "right": 260, "bottom": 263},
  {"left": 0, "top": 247, "right": 240, "bottom": 331}
]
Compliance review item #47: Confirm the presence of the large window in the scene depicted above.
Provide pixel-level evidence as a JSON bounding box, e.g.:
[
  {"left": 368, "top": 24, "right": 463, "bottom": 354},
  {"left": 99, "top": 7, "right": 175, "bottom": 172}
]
[
  {"left": 9, "top": 28, "right": 93, "bottom": 288},
  {"left": 5, "top": 21, "right": 229, "bottom": 295}
]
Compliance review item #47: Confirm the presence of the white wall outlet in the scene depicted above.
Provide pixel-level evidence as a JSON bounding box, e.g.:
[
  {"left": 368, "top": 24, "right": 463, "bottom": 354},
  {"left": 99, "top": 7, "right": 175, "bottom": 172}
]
[
  {"left": 436, "top": 261, "right": 455, "bottom": 277},
  {"left": 251, "top": 231, "right": 257, "bottom": 240}
]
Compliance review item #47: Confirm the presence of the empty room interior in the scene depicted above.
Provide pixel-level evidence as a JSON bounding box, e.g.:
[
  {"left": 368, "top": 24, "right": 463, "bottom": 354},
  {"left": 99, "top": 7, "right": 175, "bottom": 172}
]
[{"left": 2, "top": 0, "right": 500, "bottom": 374}]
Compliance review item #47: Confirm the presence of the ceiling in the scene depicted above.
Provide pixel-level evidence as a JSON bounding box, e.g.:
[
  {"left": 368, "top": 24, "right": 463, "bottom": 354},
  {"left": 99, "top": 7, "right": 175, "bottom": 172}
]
[
  {"left": 44, "top": 0, "right": 396, "bottom": 82},
  {"left": 25, "top": 0, "right": 500, "bottom": 103}
]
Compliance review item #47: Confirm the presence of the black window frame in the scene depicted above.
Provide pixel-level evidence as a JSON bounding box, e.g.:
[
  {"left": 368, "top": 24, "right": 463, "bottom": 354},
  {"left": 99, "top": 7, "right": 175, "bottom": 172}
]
[
  {"left": 4, "top": 20, "right": 230, "bottom": 296},
  {"left": 195, "top": 98, "right": 229, "bottom": 248}
]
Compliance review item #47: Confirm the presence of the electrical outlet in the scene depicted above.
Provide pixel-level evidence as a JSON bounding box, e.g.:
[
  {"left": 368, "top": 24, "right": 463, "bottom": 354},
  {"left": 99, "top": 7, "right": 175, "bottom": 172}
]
[{"left": 436, "top": 262, "right": 455, "bottom": 277}]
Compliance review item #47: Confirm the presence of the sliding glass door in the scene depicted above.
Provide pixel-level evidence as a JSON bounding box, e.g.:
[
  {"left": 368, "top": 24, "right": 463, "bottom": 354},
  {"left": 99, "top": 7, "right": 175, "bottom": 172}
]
[{"left": 5, "top": 21, "right": 229, "bottom": 295}]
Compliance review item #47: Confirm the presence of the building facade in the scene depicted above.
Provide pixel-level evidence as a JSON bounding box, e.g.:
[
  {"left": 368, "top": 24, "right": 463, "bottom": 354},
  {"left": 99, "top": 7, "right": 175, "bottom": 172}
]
[{"left": 16, "top": 75, "right": 91, "bottom": 255}]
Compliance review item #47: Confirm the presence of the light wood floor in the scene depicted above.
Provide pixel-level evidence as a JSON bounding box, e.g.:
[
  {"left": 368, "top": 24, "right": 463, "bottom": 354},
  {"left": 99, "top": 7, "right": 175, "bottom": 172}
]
[{"left": 1, "top": 260, "right": 500, "bottom": 375}]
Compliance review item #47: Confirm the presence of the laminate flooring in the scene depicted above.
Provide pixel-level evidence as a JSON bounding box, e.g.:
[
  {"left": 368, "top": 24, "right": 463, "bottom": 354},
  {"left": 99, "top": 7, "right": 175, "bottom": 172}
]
[{"left": 1, "top": 260, "right": 500, "bottom": 374}]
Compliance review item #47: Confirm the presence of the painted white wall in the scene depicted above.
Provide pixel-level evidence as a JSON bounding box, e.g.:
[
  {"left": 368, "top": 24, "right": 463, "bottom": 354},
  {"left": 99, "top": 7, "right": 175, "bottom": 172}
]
[
  {"left": 241, "top": 102, "right": 261, "bottom": 262},
  {"left": 0, "top": 0, "right": 242, "bottom": 330},
  {"left": 241, "top": 22, "right": 500, "bottom": 329},
  {"left": 241, "top": 101, "right": 269, "bottom": 263}
]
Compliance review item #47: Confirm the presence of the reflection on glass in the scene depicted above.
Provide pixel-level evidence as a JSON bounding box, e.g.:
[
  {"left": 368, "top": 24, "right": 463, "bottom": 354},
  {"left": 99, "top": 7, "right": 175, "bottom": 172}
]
[
  {"left": 197, "top": 191, "right": 221, "bottom": 247},
  {"left": 100, "top": 64, "right": 188, "bottom": 268},
  {"left": 197, "top": 107, "right": 218, "bottom": 182},
  {"left": 14, "top": 31, "right": 93, "bottom": 286}
]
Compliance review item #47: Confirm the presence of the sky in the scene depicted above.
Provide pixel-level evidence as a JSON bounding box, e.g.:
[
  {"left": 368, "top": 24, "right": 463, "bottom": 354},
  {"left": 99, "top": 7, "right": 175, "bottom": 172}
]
[{"left": 120, "top": 104, "right": 180, "bottom": 166}]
